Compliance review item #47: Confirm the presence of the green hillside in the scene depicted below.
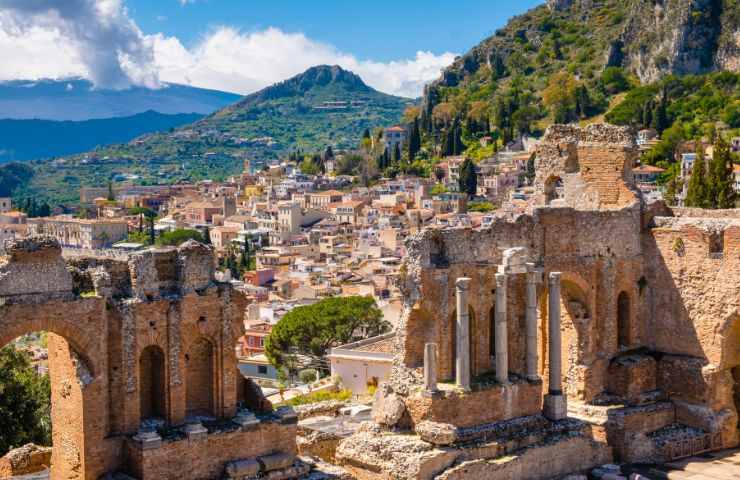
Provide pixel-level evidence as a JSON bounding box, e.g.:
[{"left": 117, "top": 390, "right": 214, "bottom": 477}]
[
  {"left": 386, "top": 0, "right": 740, "bottom": 189},
  {"left": 21, "top": 65, "right": 411, "bottom": 204}
]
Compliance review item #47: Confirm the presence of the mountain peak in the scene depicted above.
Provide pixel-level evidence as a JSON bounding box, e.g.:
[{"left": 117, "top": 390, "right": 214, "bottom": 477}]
[{"left": 234, "top": 65, "right": 374, "bottom": 108}]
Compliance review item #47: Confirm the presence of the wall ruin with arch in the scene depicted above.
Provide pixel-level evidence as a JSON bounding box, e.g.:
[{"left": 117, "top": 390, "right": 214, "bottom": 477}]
[
  {"left": 339, "top": 125, "right": 740, "bottom": 479},
  {"left": 0, "top": 238, "right": 299, "bottom": 480}
]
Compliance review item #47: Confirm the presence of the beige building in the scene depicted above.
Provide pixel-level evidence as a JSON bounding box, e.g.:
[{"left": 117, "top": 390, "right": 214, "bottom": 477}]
[
  {"left": 328, "top": 333, "right": 394, "bottom": 395},
  {"left": 209, "top": 226, "right": 241, "bottom": 252},
  {"left": 28, "top": 216, "right": 128, "bottom": 249},
  {"left": 308, "top": 190, "right": 344, "bottom": 210},
  {"left": 0, "top": 197, "right": 11, "bottom": 212}
]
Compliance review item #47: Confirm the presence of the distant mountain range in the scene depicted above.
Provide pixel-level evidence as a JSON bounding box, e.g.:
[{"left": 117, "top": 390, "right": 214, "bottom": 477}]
[
  {"left": 21, "top": 65, "right": 412, "bottom": 204},
  {"left": 0, "top": 79, "right": 241, "bottom": 121},
  {"left": 0, "top": 78, "right": 242, "bottom": 163},
  {"left": 0, "top": 111, "right": 203, "bottom": 162}
]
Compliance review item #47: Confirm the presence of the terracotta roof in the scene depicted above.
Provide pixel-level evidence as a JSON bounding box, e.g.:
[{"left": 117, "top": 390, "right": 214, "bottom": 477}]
[
  {"left": 385, "top": 126, "right": 405, "bottom": 132},
  {"left": 734, "top": 164, "right": 740, "bottom": 173},
  {"left": 354, "top": 336, "right": 395, "bottom": 353},
  {"left": 633, "top": 165, "right": 666, "bottom": 173}
]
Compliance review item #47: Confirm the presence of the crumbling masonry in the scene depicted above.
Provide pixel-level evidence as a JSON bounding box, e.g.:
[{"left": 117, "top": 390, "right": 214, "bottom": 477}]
[
  {"left": 336, "top": 124, "right": 740, "bottom": 479},
  {"left": 0, "top": 239, "right": 301, "bottom": 480}
]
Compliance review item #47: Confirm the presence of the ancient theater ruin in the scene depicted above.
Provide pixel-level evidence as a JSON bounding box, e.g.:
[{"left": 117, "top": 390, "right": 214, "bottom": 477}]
[
  {"left": 336, "top": 124, "right": 740, "bottom": 479},
  {"left": 1, "top": 124, "right": 738, "bottom": 480},
  {"left": 0, "top": 239, "right": 303, "bottom": 480}
]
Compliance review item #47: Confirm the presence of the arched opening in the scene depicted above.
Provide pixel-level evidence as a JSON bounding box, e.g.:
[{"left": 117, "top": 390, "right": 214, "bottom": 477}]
[
  {"left": 538, "top": 277, "right": 593, "bottom": 402},
  {"left": 186, "top": 337, "right": 215, "bottom": 419},
  {"left": 617, "top": 291, "right": 631, "bottom": 348},
  {"left": 544, "top": 176, "right": 564, "bottom": 204},
  {"left": 0, "top": 330, "right": 94, "bottom": 479},
  {"left": 139, "top": 345, "right": 166, "bottom": 423}
]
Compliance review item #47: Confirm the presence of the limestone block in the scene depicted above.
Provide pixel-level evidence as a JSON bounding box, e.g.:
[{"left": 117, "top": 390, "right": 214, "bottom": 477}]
[
  {"left": 372, "top": 390, "right": 406, "bottom": 427},
  {"left": 415, "top": 421, "right": 459, "bottom": 446},
  {"left": 183, "top": 422, "right": 208, "bottom": 441},
  {"left": 543, "top": 394, "right": 567, "bottom": 421},
  {"left": 258, "top": 452, "right": 295, "bottom": 472},
  {"left": 225, "top": 459, "right": 260, "bottom": 479}
]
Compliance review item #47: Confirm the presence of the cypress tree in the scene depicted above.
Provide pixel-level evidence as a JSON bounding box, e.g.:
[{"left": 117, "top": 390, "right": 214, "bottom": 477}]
[
  {"left": 709, "top": 135, "right": 737, "bottom": 209},
  {"left": 685, "top": 145, "right": 710, "bottom": 208},
  {"left": 393, "top": 143, "right": 401, "bottom": 165},
  {"left": 458, "top": 158, "right": 477, "bottom": 197},
  {"left": 408, "top": 118, "right": 421, "bottom": 161}
]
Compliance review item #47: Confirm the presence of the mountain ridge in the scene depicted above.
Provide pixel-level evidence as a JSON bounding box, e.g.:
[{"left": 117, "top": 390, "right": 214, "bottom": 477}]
[{"left": 0, "top": 78, "right": 241, "bottom": 121}]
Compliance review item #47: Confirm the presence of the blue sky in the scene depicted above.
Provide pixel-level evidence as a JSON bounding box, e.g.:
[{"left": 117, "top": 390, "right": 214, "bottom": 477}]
[
  {"left": 0, "top": 0, "right": 543, "bottom": 97},
  {"left": 129, "top": 0, "right": 543, "bottom": 63}
]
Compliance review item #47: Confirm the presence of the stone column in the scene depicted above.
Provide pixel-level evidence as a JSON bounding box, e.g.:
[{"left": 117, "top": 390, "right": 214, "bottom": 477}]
[
  {"left": 455, "top": 278, "right": 472, "bottom": 391},
  {"left": 424, "top": 343, "right": 438, "bottom": 393},
  {"left": 494, "top": 273, "right": 508, "bottom": 384},
  {"left": 525, "top": 263, "right": 540, "bottom": 381},
  {"left": 544, "top": 272, "right": 567, "bottom": 420}
]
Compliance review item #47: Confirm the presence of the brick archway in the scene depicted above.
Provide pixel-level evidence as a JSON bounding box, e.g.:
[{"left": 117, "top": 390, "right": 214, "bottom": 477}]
[
  {"left": 0, "top": 298, "right": 108, "bottom": 480},
  {"left": 538, "top": 271, "right": 595, "bottom": 402}
]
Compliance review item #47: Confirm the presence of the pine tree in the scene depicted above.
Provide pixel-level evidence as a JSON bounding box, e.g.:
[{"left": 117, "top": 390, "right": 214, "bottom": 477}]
[
  {"left": 685, "top": 145, "right": 710, "bottom": 208},
  {"left": 653, "top": 90, "right": 668, "bottom": 134}
]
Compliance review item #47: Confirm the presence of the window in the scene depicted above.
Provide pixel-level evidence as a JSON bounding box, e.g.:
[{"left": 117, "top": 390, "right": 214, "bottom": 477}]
[{"left": 257, "top": 365, "right": 268, "bottom": 374}]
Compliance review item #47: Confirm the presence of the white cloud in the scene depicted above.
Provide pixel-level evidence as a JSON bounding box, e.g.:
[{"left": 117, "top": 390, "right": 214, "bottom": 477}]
[
  {"left": 0, "top": 2, "right": 456, "bottom": 97},
  {"left": 148, "top": 27, "right": 456, "bottom": 97}
]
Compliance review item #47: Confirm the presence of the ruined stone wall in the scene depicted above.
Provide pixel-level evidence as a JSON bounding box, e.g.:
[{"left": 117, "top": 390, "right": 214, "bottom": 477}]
[
  {"left": 0, "top": 237, "right": 263, "bottom": 480},
  {"left": 124, "top": 421, "right": 297, "bottom": 480},
  {"left": 397, "top": 202, "right": 645, "bottom": 402},
  {"left": 642, "top": 216, "right": 740, "bottom": 446},
  {"left": 534, "top": 124, "right": 639, "bottom": 210}
]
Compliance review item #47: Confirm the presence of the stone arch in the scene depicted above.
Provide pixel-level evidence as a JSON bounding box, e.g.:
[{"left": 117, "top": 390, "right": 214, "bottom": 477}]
[
  {"left": 0, "top": 301, "right": 105, "bottom": 480},
  {"left": 544, "top": 176, "right": 564, "bottom": 204},
  {"left": 139, "top": 345, "right": 166, "bottom": 423},
  {"left": 186, "top": 336, "right": 215, "bottom": 419},
  {"left": 538, "top": 272, "right": 594, "bottom": 402},
  {"left": 617, "top": 291, "right": 631, "bottom": 348},
  {"left": 402, "top": 305, "right": 436, "bottom": 368}
]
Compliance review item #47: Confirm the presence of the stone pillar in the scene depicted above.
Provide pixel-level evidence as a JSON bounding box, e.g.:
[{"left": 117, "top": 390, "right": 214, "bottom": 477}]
[
  {"left": 494, "top": 273, "right": 508, "bottom": 384},
  {"left": 424, "top": 343, "right": 438, "bottom": 393},
  {"left": 544, "top": 272, "right": 567, "bottom": 421},
  {"left": 455, "top": 278, "right": 471, "bottom": 391},
  {"left": 525, "top": 263, "right": 540, "bottom": 382}
]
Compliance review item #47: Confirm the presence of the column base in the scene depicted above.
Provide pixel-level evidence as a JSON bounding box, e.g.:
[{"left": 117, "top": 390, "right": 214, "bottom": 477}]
[
  {"left": 543, "top": 393, "right": 567, "bottom": 421},
  {"left": 526, "top": 374, "right": 541, "bottom": 383}
]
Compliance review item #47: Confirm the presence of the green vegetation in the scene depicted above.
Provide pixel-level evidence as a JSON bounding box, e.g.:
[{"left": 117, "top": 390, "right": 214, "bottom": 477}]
[
  {"left": 156, "top": 228, "right": 204, "bottom": 246},
  {"left": 265, "top": 296, "right": 390, "bottom": 374},
  {"left": 684, "top": 135, "right": 737, "bottom": 209},
  {"left": 0, "top": 345, "right": 51, "bottom": 454},
  {"left": 278, "top": 389, "right": 352, "bottom": 407},
  {"left": 0, "top": 163, "right": 34, "bottom": 197},
  {"left": 18, "top": 66, "right": 409, "bottom": 205},
  {"left": 468, "top": 201, "right": 495, "bottom": 212}
]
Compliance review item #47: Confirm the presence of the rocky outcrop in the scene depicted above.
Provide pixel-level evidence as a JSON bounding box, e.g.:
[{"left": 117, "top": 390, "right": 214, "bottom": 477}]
[{"left": 0, "top": 444, "right": 52, "bottom": 477}]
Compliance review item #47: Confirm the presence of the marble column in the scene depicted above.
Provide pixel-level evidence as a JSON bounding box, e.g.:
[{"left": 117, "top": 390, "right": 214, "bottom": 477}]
[
  {"left": 424, "top": 343, "right": 438, "bottom": 392},
  {"left": 544, "top": 271, "right": 567, "bottom": 420},
  {"left": 525, "top": 263, "right": 540, "bottom": 382},
  {"left": 494, "top": 273, "right": 509, "bottom": 384},
  {"left": 455, "top": 278, "right": 472, "bottom": 391}
]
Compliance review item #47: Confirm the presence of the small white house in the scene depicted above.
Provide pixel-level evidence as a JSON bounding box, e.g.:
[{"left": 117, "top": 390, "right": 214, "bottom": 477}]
[{"left": 328, "top": 333, "right": 395, "bottom": 395}]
